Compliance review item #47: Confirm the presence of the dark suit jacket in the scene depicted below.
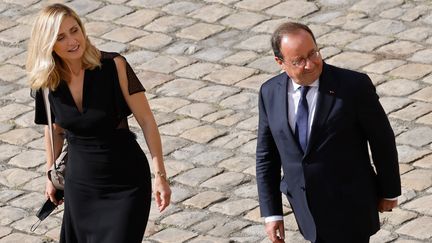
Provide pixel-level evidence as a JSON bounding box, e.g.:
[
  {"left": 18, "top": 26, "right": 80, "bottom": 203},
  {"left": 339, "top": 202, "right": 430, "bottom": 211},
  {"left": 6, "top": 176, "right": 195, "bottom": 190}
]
[{"left": 256, "top": 63, "right": 401, "bottom": 243}]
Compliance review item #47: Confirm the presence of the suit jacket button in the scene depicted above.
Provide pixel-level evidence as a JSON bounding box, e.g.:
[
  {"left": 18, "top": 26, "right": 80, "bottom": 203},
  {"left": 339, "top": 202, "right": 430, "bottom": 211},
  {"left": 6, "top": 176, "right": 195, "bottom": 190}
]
[{"left": 301, "top": 186, "right": 306, "bottom": 191}]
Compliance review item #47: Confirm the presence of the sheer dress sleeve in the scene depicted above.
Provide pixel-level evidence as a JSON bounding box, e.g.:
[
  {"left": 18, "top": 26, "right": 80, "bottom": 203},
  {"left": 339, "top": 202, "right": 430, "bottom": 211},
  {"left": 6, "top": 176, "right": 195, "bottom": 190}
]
[{"left": 31, "top": 89, "right": 55, "bottom": 125}]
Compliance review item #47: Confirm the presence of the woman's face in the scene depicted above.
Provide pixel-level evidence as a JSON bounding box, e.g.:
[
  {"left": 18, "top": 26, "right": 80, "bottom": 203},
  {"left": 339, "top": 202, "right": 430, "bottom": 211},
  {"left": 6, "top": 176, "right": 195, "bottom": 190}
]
[{"left": 52, "top": 16, "right": 86, "bottom": 62}]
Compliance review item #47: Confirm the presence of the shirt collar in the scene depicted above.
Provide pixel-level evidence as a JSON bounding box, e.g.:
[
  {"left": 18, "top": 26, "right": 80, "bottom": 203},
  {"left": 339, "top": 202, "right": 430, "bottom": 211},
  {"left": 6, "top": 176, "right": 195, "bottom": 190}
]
[{"left": 291, "top": 78, "right": 320, "bottom": 91}]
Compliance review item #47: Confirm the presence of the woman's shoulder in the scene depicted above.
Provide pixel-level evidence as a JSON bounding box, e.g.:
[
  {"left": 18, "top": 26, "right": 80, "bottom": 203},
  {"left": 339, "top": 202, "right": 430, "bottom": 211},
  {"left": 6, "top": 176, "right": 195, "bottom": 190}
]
[{"left": 100, "top": 51, "right": 121, "bottom": 60}]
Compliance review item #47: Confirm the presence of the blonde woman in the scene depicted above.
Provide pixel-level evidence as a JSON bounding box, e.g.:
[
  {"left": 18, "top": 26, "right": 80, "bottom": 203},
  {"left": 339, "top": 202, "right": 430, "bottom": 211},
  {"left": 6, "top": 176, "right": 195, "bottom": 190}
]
[{"left": 27, "top": 4, "right": 171, "bottom": 242}]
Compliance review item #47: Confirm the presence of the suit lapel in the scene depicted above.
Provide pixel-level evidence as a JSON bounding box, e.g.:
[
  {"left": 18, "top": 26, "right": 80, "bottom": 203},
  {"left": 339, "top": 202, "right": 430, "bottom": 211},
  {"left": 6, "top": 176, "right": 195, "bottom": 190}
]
[
  {"left": 305, "top": 63, "right": 337, "bottom": 156},
  {"left": 277, "top": 74, "right": 301, "bottom": 151}
]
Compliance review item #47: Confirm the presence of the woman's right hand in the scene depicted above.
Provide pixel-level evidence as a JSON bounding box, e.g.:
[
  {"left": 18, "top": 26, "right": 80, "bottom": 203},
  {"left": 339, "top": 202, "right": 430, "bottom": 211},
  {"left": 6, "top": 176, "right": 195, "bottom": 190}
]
[{"left": 45, "top": 179, "right": 62, "bottom": 205}]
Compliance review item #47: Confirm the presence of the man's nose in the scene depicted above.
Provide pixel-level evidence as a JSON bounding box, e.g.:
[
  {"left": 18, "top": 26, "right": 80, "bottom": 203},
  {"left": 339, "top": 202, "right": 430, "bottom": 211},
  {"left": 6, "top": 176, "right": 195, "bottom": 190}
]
[{"left": 304, "top": 58, "right": 315, "bottom": 69}]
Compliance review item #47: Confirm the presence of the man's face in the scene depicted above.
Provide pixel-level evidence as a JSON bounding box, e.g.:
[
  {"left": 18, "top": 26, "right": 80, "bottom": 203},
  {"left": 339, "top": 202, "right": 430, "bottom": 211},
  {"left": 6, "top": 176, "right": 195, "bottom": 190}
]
[{"left": 275, "top": 30, "right": 323, "bottom": 86}]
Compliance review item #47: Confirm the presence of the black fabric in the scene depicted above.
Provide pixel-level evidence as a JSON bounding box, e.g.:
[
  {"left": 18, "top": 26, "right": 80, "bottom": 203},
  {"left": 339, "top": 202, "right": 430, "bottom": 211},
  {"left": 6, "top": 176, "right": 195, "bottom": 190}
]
[
  {"left": 33, "top": 51, "right": 145, "bottom": 126},
  {"left": 33, "top": 52, "right": 151, "bottom": 242}
]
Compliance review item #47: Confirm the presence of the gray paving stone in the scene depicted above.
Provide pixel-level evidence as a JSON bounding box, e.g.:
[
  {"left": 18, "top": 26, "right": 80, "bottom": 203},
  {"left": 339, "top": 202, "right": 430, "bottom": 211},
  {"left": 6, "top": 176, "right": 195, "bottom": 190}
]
[
  {"left": 130, "top": 32, "right": 173, "bottom": 51},
  {"left": 410, "top": 86, "right": 432, "bottom": 103},
  {"left": 160, "top": 118, "right": 201, "bottom": 136},
  {"left": 377, "top": 41, "right": 424, "bottom": 57},
  {"left": 320, "top": 46, "right": 341, "bottom": 59},
  {"left": 101, "top": 27, "right": 147, "bottom": 43},
  {"left": 0, "top": 24, "right": 31, "bottom": 44},
  {"left": 388, "top": 64, "right": 432, "bottom": 80},
  {"left": 193, "top": 47, "right": 233, "bottom": 62},
  {"left": 326, "top": 52, "right": 376, "bottom": 69},
  {"left": 209, "top": 199, "right": 259, "bottom": 216},
  {"left": 161, "top": 211, "right": 207, "bottom": 228},
  {"left": 127, "top": 0, "right": 172, "bottom": 8},
  {"left": 380, "top": 208, "right": 417, "bottom": 227},
  {"left": 170, "top": 185, "right": 195, "bottom": 204},
  {"left": 188, "top": 85, "right": 240, "bottom": 103},
  {"left": 378, "top": 97, "right": 412, "bottom": 114},
  {"left": 0, "top": 226, "right": 12, "bottom": 238},
  {"left": 220, "top": 11, "right": 268, "bottom": 30},
  {"left": 189, "top": 235, "right": 230, "bottom": 243},
  {"left": 370, "top": 229, "right": 397, "bottom": 243},
  {"left": 390, "top": 102, "right": 432, "bottom": 121},
  {"left": 164, "top": 41, "right": 200, "bottom": 56},
  {"left": 67, "top": 0, "right": 101, "bottom": 15},
  {"left": 409, "top": 49, "right": 432, "bottom": 64},
  {"left": 115, "top": 9, "right": 160, "bottom": 28},
  {"left": 400, "top": 169, "right": 432, "bottom": 191},
  {"left": 204, "top": 66, "right": 255, "bottom": 85},
  {"left": 97, "top": 42, "right": 127, "bottom": 53},
  {"left": 240, "top": 224, "right": 266, "bottom": 237},
  {"left": 162, "top": 1, "right": 204, "bottom": 15},
  {"left": 0, "top": 233, "right": 43, "bottom": 243},
  {"left": 413, "top": 153, "right": 432, "bottom": 169},
  {"left": 0, "top": 128, "right": 41, "bottom": 146},
  {"left": 137, "top": 55, "right": 195, "bottom": 74},
  {"left": 175, "top": 63, "right": 222, "bottom": 80},
  {"left": 171, "top": 144, "right": 207, "bottom": 161},
  {"left": 202, "top": 109, "right": 235, "bottom": 123},
  {"left": 0, "top": 65, "right": 26, "bottom": 82},
  {"left": 363, "top": 59, "right": 405, "bottom": 74},
  {"left": 251, "top": 19, "right": 288, "bottom": 34},
  {"left": 195, "top": 217, "right": 250, "bottom": 237},
  {"left": 8, "top": 150, "right": 45, "bottom": 169},
  {"left": 400, "top": 6, "right": 428, "bottom": 22},
  {"left": 234, "top": 35, "right": 271, "bottom": 53},
  {"left": 347, "top": 36, "right": 394, "bottom": 52},
  {"left": 0, "top": 46, "right": 23, "bottom": 63},
  {"left": 395, "top": 216, "right": 432, "bottom": 240},
  {"left": 247, "top": 56, "right": 280, "bottom": 74},
  {"left": 3, "top": 88, "right": 34, "bottom": 104},
  {"left": 176, "top": 103, "right": 218, "bottom": 119},
  {"left": 25, "top": 137, "right": 45, "bottom": 151},
  {"left": 211, "top": 131, "right": 256, "bottom": 149},
  {"left": 318, "top": 30, "right": 361, "bottom": 47},
  {"left": 361, "top": 19, "right": 406, "bottom": 35},
  {"left": 22, "top": 176, "right": 45, "bottom": 193},
  {"left": 218, "top": 153, "right": 254, "bottom": 172},
  {"left": 136, "top": 71, "right": 174, "bottom": 91},
  {"left": 397, "top": 145, "right": 431, "bottom": 164},
  {"left": 0, "top": 206, "right": 27, "bottom": 226},
  {"left": 0, "top": 144, "right": 21, "bottom": 162},
  {"left": 123, "top": 50, "right": 158, "bottom": 66},
  {"left": 350, "top": 0, "right": 404, "bottom": 14},
  {"left": 181, "top": 125, "right": 227, "bottom": 144},
  {"left": 234, "top": 184, "right": 258, "bottom": 198},
  {"left": 397, "top": 126, "right": 432, "bottom": 147},
  {"left": 266, "top": 1, "right": 318, "bottom": 18},
  {"left": 9, "top": 192, "right": 44, "bottom": 210},
  {"left": 222, "top": 51, "right": 259, "bottom": 66},
  {"left": 215, "top": 113, "right": 250, "bottom": 127},
  {"left": 188, "top": 4, "right": 233, "bottom": 22},
  {"left": 0, "top": 190, "right": 24, "bottom": 204},
  {"left": 145, "top": 15, "right": 195, "bottom": 33},
  {"left": 396, "top": 27, "right": 432, "bottom": 42},
  {"left": 235, "top": 0, "right": 280, "bottom": 11},
  {"left": 341, "top": 18, "right": 372, "bottom": 31},
  {"left": 174, "top": 167, "right": 223, "bottom": 187},
  {"left": 87, "top": 5, "right": 133, "bottom": 21},
  {"left": 11, "top": 214, "right": 60, "bottom": 235},
  {"left": 201, "top": 172, "right": 246, "bottom": 190},
  {"left": 0, "top": 17, "right": 16, "bottom": 32},
  {"left": 160, "top": 135, "right": 190, "bottom": 155},
  {"left": 164, "top": 160, "right": 194, "bottom": 178},
  {"left": 236, "top": 74, "right": 273, "bottom": 92},
  {"left": 379, "top": 7, "right": 405, "bottom": 19},
  {"left": 308, "top": 11, "right": 343, "bottom": 24},
  {"left": 220, "top": 92, "right": 258, "bottom": 110},
  {"left": 177, "top": 23, "right": 225, "bottom": 41},
  {"left": 243, "top": 206, "right": 261, "bottom": 222},
  {"left": 377, "top": 79, "right": 421, "bottom": 97},
  {"left": 239, "top": 139, "right": 257, "bottom": 155},
  {"left": 403, "top": 194, "right": 432, "bottom": 216},
  {"left": 157, "top": 79, "right": 206, "bottom": 98},
  {"left": 183, "top": 191, "right": 227, "bottom": 209}
]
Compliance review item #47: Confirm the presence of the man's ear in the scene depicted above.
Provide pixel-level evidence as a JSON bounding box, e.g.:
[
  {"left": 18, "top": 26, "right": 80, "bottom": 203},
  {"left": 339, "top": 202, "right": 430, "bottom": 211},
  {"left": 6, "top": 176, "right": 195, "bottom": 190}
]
[{"left": 275, "top": 56, "right": 283, "bottom": 66}]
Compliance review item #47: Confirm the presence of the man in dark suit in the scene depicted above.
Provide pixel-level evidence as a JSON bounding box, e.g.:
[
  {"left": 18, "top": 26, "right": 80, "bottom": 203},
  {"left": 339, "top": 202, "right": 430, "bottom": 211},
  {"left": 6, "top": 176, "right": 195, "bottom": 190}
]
[{"left": 256, "top": 22, "right": 401, "bottom": 243}]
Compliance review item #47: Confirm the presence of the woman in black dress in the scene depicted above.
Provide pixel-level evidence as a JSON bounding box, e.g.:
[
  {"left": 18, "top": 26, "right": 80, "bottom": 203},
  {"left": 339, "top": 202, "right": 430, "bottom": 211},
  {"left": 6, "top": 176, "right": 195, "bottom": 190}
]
[{"left": 27, "top": 4, "right": 171, "bottom": 242}]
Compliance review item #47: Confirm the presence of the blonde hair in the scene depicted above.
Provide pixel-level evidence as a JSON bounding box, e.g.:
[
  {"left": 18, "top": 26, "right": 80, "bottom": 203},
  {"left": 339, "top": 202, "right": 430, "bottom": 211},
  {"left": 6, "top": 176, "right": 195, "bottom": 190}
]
[{"left": 27, "top": 3, "right": 101, "bottom": 90}]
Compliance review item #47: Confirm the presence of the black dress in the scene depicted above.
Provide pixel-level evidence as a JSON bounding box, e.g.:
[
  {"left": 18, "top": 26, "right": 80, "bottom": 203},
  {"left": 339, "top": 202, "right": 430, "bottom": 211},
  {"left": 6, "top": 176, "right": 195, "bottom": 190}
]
[{"left": 33, "top": 52, "right": 152, "bottom": 243}]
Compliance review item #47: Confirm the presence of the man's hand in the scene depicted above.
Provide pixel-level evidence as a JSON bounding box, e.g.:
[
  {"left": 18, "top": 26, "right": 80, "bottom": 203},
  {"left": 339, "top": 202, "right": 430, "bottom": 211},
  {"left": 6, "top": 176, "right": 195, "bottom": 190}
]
[
  {"left": 378, "top": 198, "right": 398, "bottom": 213},
  {"left": 265, "top": 220, "right": 285, "bottom": 243}
]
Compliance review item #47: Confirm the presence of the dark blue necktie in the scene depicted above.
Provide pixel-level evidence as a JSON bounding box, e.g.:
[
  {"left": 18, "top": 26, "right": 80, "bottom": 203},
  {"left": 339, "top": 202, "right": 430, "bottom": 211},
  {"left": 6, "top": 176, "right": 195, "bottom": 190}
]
[{"left": 295, "top": 86, "right": 310, "bottom": 152}]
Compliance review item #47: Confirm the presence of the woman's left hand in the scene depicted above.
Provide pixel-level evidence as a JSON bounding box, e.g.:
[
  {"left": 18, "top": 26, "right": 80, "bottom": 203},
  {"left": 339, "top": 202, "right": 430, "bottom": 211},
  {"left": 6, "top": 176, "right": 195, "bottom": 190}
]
[{"left": 153, "top": 175, "right": 171, "bottom": 212}]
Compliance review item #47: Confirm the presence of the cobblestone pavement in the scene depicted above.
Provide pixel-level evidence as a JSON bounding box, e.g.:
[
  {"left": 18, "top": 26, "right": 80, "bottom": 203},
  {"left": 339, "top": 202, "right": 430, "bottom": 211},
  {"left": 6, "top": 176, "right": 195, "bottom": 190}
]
[{"left": 0, "top": 0, "right": 432, "bottom": 242}]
